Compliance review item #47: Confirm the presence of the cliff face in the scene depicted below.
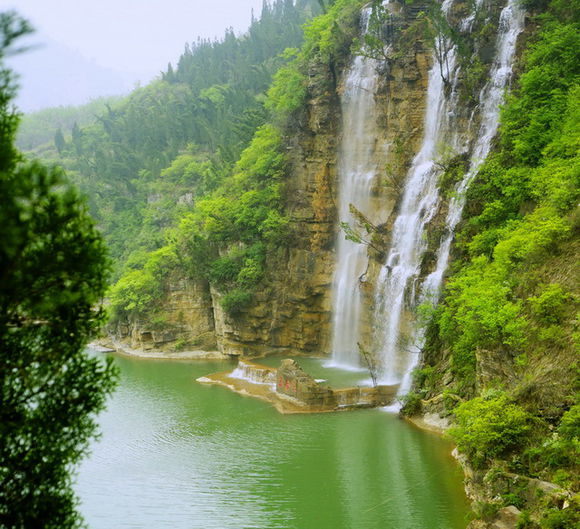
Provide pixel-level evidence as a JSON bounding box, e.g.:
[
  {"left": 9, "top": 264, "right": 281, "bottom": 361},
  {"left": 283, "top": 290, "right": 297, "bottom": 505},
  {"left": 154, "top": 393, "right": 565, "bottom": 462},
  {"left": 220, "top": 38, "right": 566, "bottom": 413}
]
[
  {"left": 209, "top": 59, "right": 341, "bottom": 356},
  {"left": 112, "top": 275, "right": 216, "bottom": 352},
  {"left": 109, "top": 0, "right": 509, "bottom": 359},
  {"left": 110, "top": 57, "right": 341, "bottom": 356}
]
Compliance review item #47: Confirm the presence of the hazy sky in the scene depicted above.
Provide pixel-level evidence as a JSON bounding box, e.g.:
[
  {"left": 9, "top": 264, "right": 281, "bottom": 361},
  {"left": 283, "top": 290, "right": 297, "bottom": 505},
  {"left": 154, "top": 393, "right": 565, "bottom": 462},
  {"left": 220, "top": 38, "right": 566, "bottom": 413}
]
[{"left": 2, "top": 0, "right": 266, "bottom": 110}]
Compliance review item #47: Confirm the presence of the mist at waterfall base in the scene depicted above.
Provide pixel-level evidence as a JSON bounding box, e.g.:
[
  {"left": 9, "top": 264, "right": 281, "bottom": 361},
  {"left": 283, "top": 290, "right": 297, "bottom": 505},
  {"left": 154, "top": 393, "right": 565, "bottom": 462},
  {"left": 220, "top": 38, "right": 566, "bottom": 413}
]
[
  {"left": 328, "top": 0, "right": 524, "bottom": 402},
  {"left": 76, "top": 352, "right": 469, "bottom": 529}
]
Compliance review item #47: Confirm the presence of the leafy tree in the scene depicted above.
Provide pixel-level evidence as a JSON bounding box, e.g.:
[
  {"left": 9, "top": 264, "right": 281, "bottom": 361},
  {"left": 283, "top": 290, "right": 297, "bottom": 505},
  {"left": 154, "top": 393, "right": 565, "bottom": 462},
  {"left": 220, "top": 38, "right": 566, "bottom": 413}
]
[
  {"left": 0, "top": 12, "right": 117, "bottom": 528},
  {"left": 450, "top": 392, "right": 532, "bottom": 468},
  {"left": 53, "top": 127, "right": 65, "bottom": 154}
]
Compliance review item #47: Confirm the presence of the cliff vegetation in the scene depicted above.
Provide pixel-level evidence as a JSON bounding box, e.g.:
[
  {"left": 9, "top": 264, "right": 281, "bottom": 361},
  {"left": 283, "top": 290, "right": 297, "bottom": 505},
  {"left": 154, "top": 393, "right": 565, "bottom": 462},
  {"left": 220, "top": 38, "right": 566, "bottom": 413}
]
[{"left": 405, "top": 0, "right": 579, "bottom": 526}]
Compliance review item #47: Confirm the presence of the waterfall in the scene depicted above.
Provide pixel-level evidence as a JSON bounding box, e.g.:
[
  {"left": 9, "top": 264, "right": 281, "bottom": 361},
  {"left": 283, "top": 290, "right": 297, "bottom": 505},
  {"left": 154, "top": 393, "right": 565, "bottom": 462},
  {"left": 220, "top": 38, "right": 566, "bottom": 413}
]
[
  {"left": 329, "top": 0, "right": 524, "bottom": 398},
  {"left": 421, "top": 0, "right": 525, "bottom": 305},
  {"left": 378, "top": 0, "right": 525, "bottom": 398},
  {"left": 373, "top": 0, "right": 459, "bottom": 387},
  {"left": 329, "top": 6, "right": 385, "bottom": 370}
]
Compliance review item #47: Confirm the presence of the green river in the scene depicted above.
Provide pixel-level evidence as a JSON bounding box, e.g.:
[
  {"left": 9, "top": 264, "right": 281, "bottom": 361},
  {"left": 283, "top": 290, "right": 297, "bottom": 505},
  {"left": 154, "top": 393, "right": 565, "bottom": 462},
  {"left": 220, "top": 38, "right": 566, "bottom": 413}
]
[{"left": 76, "top": 353, "right": 471, "bottom": 529}]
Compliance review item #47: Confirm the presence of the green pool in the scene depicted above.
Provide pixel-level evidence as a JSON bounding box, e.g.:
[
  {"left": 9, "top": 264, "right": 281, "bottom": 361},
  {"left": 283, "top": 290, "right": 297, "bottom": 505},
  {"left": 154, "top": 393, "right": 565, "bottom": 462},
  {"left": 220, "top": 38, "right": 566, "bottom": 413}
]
[{"left": 76, "top": 353, "right": 470, "bottom": 529}]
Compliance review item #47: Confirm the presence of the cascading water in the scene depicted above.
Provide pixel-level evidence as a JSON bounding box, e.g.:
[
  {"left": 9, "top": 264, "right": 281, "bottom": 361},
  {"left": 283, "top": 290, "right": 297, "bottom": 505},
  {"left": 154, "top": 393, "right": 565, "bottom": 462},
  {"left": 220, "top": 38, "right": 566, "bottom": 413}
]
[
  {"left": 329, "top": 6, "right": 386, "bottom": 369},
  {"left": 330, "top": 0, "right": 524, "bottom": 399},
  {"left": 377, "top": 0, "right": 525, "bottom": 398},
  {"left": 421, "top": 0, "right": 525, "bottom": 305},
  {"left": 373, "top": 0, "right": 459, "bottom": 388}
]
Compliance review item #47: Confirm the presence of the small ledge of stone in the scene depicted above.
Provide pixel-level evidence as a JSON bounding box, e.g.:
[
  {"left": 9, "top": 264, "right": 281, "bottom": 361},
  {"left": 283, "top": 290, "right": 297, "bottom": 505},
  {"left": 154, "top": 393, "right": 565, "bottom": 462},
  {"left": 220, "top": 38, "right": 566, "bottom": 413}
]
[
  {"left": 198, "top": 358, "right": 399, "bottom": 414},
  {"left": 91, "top": 339, "right": 227, "bottom": 360}
]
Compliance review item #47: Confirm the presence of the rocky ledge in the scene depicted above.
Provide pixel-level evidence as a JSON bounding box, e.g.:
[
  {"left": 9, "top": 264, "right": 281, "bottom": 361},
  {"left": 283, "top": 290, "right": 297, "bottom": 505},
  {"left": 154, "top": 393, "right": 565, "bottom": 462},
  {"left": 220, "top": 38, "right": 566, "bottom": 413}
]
[{"left": 198, "top": 358, "right": 399, "bottom": 414}]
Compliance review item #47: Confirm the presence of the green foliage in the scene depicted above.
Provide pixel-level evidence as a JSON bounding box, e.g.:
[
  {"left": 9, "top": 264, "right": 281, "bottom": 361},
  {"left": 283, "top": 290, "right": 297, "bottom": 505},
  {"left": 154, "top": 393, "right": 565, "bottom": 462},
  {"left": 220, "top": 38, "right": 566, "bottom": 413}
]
[
  {"left": 109, "top": 245, "right": 178, "bottom": 319},
  {"left": 170, "top": 124, "right": 288, "bottom": 316},
  {"left": 351, "top": 0, "right": 398, "bottom": 61},
  {"left": 438, "top": 255, "right": 528, "bottom": 390},
  {"left": 208, "top": 243, "right": 266, "bottom": 289},
  {"left": 500, "top": 16, "right": 580, "bottom": 166},
  {"left": 0, "top": 14, "right": 117, "bottom": 527},
  {"left": 417, "top": 2, "right": 466, "bottom": 87},
  {"left": 524, "top": 403, "right": 580, "bottom": 489},
  {"left": 450, "top": 393, "right": 533, "bottom": 468},
  {"left": 220, "top": 288, "right": 253, "bottom": 316},
  {"left": 20, "top": 0, "right": 319, "bottom": 278},
  {"left": 429, "top": 0, "right": 580, "bottom": 403},
  {"left": 52, "top": 2, "right": 324, "bottom": 320},
  {"left": 473, "top": 501, "right": 501, "bottom": 521},
  {"left": 16, "top": 96, "right": 121, "bottom": 152},
  {"left": 502, "top": 492, "right": 526, "bottom": 509},
  {"left": 266, "top": 50, "right": 308, "bottom": 123},
  {"left": 302, "top": 0, "right": 364, "bottom": 64},
  {"left": 540, "top": 503, "right": 580, "bottom": 529},
  {"left": 413, "top": 365, "right": 435, "bottom": 389},
  {"left": 528, "top": 284, "right": 571, "bottom": 324},
  {"left": 400, "top": 392, "right": 423, "bottom": 415}
]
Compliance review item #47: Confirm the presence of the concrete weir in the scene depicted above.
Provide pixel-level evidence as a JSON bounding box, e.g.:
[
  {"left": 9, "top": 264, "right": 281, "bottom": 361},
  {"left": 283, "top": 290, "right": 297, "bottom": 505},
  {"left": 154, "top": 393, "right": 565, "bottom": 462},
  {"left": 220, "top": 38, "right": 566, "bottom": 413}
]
[{"left": 197, "top": 359, "right": 399, "bottom": 414}]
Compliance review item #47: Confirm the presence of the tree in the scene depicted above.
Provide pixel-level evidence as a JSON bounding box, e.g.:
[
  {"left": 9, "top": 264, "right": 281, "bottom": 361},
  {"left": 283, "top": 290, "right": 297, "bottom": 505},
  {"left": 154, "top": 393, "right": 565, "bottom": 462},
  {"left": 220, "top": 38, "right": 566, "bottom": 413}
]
[
  {"left": 54, "top": 127, "right": 65, "bottom": 154},
  {"left": 358, "top": 343, "right": 378, "bottom": 387},
  {"left": 353, "top": 0, "right": 397, "bottom": 62},
  {"left": 415, "top": 2, "right": 466, "bottom": 89},
  {"left": 0, "top": 12, "right": 117, "bottom": 528}
]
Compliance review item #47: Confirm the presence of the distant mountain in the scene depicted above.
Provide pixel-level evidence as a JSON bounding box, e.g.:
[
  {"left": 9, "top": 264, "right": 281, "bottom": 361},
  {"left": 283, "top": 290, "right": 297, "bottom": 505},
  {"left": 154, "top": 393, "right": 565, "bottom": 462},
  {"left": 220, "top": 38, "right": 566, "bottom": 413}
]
[{"left": 8, "top": 35, "right": 137, "bottom": 113}]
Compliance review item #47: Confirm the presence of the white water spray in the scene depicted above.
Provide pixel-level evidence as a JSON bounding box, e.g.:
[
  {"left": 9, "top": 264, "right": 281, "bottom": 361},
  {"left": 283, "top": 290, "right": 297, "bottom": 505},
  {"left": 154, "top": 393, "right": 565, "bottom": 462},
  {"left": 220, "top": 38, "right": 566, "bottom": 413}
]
[
  {"left": 330, "top": 0, "right": 524, "bottom": 402},
  {"left": 422, "top": 0, "right": 525, "bottom": 305},
  {"left": 373, "top": 0, "right": 459, "bottom": 389}
]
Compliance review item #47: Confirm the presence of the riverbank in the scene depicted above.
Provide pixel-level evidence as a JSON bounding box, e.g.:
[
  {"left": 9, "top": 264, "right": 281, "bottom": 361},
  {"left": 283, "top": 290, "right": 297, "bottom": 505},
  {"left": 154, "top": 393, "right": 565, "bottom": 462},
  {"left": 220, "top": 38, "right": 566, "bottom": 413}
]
[{"left": 90, "top": 338, "right": 229, "bottom": 361}]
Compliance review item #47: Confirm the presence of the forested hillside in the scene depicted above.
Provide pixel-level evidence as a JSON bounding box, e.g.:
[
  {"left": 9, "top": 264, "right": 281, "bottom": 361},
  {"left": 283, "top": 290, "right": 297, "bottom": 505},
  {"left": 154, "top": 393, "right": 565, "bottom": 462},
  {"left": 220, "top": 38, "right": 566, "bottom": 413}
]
[
  {"left": 22, "top": 0, "right": 320, "bottom": 280},
  {"left": 16, "top": 96, "right": 122, "bottom": 152}
]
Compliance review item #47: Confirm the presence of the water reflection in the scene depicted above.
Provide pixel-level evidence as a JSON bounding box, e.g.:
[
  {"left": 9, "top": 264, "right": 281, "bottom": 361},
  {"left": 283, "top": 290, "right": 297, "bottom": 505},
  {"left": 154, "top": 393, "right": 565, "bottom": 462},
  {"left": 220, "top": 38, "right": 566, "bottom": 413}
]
[{"left": 76, "top": 354, "right": 469, "bottom": 529}]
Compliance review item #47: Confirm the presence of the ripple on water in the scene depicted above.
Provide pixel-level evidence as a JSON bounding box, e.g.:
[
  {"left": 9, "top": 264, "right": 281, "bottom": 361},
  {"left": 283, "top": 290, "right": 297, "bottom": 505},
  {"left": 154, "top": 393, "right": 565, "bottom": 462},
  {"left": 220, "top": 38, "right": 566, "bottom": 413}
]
[{"left": 76, "top": 356, "right": 470, "bottom": 529}]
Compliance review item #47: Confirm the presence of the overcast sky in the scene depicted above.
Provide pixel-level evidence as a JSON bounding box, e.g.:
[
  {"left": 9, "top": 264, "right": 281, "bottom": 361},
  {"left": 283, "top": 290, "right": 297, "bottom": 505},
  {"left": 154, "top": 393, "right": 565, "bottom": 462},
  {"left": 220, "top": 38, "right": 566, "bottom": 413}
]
[{"left": 2, "top": 0, "right": 266, "bottom": 111}]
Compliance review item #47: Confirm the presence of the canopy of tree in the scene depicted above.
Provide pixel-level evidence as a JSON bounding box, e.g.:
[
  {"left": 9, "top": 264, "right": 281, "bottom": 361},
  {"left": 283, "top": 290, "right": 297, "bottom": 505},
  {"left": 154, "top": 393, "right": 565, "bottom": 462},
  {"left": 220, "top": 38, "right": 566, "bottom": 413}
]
[{"left": 0, "top": 12, "right": 117, "bottom": 528}]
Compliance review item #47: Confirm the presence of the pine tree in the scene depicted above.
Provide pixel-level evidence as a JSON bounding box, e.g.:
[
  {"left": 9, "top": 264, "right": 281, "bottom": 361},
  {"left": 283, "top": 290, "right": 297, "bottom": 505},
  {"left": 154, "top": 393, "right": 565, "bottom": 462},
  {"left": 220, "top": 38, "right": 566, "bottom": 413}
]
[{"left": 54, "top": 127, "right": 65, "bottom": 154}]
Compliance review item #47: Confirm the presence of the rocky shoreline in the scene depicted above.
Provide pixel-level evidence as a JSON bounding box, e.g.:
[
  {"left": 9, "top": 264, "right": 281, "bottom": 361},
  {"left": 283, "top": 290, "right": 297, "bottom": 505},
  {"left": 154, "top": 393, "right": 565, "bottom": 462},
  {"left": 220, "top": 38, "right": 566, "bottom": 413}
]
[{"left": 89, "top": 338, "right": 229, "bottom": 361}]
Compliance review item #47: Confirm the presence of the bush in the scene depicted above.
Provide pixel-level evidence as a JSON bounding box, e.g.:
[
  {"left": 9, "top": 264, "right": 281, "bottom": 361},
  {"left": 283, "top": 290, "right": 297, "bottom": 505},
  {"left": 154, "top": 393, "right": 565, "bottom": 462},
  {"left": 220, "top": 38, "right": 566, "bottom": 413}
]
[
  {"left": 220, "top": 288, "right": 253, "bottom": 316},
  {"left": 209, "top": 253, "right": 244, "bottom": 283},
  {"left": 109, "top": 245, "right": 177, "bottom": 318},
  {"left": 450, "top": 392, "right": 532, "bottom": 468},
  {"left": 266, "top": 51, "right": 307, "bottom": 123},
  {"left": 524, "top": 403, "right": 580, "bottom": 486},
  {"left": 540, "top": 505, "right": 580, "bottom": 529},
  {"left": 401, "top": 392, "right": 423, "bottom": 416},
  {"left": 528, "top": 284, "right": 571, "bottom": 324}
]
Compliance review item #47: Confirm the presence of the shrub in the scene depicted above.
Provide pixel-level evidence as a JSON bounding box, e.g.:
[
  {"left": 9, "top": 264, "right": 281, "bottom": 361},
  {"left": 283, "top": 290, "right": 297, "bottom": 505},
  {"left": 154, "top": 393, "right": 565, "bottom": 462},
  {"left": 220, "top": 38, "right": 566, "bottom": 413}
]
[
  {"left": 220, "top": 288, "right": 253, "bottom": 316},
  {"left": 109, "top": 245, "right": 177, "bottom": 318},
  {"left": 540, "top": 505, "right": 580, "bottom": 529},
  {"left": 450, "top": 392, "right": 532, "bottom": 468},
  {"left": 528, "top": 284, "right": 571, "bottom": 324},
  {"left": 266, "top": 52, "right": 307, "bottom": 123},
  {"left": 401, "top": 392, "right": 423, "bottom": 416}
]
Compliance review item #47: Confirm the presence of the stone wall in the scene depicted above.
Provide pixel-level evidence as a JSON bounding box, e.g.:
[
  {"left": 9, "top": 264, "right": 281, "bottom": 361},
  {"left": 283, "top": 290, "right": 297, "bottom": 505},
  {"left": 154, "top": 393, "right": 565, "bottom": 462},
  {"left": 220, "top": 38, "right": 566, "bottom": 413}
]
[{"left": 276, "top": 359, "right": 398, "bottom": 410}]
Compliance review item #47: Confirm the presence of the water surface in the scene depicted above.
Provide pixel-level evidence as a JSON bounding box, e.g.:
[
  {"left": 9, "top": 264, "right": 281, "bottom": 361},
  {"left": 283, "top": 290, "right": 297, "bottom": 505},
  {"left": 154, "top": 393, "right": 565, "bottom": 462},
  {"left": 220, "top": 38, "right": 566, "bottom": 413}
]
[{"left": 77, "top": 353, "right": 470, "bottom": 529}]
